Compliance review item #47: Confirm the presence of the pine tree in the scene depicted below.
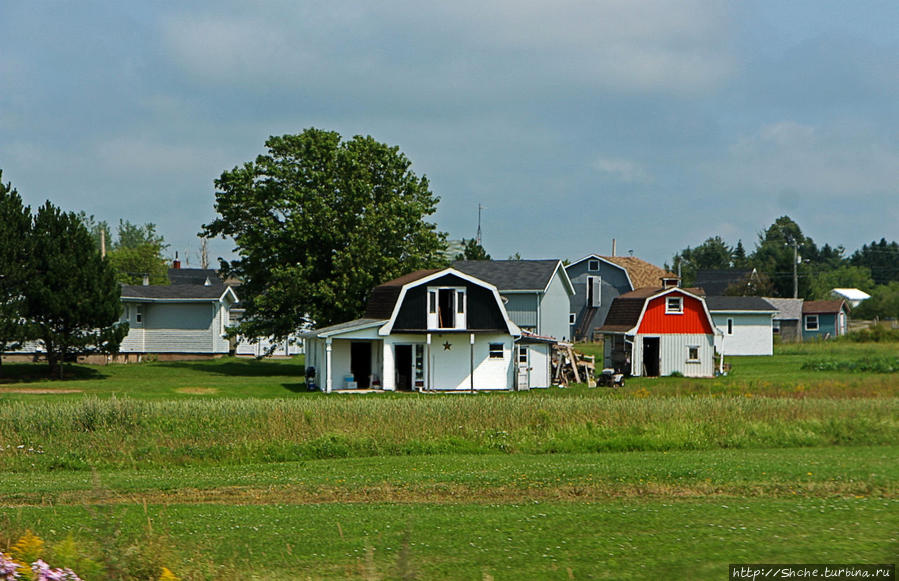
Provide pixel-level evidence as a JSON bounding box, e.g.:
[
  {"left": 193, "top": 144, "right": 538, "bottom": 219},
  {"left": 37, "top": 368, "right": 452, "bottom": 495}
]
[
  {"left": 0, "top": 171, "right": 33, "bottom": 371},
  {"left": 24, "top": 202, "right": 127, "bottom": 378}
]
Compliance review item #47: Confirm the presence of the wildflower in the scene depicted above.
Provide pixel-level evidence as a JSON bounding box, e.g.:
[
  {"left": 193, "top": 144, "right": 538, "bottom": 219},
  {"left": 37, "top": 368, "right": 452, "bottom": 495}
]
[
  {"left": 31, "top": 560, "right": 82, "bottom": 581},
  {"left": 0, "top": 551, "right": 23, "bottom": 581}
]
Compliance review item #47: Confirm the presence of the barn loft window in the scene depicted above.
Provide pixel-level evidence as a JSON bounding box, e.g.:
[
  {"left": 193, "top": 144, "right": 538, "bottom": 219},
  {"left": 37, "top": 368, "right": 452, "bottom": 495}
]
[
  {"left": 665, "top": 296, "right": 683, "bottom": 314},
  {"left": 588, "top": 259, "right": 599, "bottom": 271},
  {"left": 427, "top": 287, "right": 466, "bottom": 330}
]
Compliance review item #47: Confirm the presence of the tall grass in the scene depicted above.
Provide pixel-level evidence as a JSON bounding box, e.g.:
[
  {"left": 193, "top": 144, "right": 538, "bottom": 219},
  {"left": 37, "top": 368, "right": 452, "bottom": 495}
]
[{"left": 1, "top": 395, "right": 895, "bottom": 471}]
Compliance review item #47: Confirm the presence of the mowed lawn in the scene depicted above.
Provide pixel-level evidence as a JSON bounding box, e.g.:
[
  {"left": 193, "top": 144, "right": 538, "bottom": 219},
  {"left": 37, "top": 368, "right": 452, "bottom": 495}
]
[{"left": 1, "top": 343, "right": 897, "bottom": 579}]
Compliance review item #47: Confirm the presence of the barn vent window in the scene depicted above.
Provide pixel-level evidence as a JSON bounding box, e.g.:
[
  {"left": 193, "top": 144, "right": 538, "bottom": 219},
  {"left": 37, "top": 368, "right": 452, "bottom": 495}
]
[{"left": 665, "top": 296, "right": 683, "bottom": 314}]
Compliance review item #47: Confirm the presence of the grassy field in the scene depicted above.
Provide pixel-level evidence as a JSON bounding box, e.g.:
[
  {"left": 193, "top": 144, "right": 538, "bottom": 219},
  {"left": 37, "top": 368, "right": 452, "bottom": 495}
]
[{"left": 1, "top": 344, "right": 897, "bottom": 579}]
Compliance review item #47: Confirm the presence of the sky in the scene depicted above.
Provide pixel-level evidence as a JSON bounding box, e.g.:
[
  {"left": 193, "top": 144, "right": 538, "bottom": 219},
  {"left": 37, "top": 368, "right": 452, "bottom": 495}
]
[{"left": 1, "top": 1, "right": 897, "bottom": 269}]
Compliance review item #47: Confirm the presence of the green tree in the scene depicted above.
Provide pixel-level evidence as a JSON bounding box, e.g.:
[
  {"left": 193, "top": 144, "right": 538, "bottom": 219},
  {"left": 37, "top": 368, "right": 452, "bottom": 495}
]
[
  {"left": 24, "top": 202, "right": 127, "bottom": 378},
  {"left": 853, "top": 282, "right": 899, "bottom": 320},
  {"left": 0, "top": 171, "right": 33, "bottom": 369},
  {"left": 809, "top": 265, "right": 875, "bottom": 300},
  {"left": 106, "top": 220, "right": 170, "bottom": 285},
  {"left": 750, "top": 216, "right": 816, "bottom": 298},
  {"left": 202, "top": 128, "right": 448, "bottom": 337},
  {"left": 670, "top": 236, "right": 733, "bottom": 286},
  {"left": 454, "top": 238, "right": 491, "bottom": 261},
  {"left": 850, "top": 238, "right": 899, "bottom": 285}
]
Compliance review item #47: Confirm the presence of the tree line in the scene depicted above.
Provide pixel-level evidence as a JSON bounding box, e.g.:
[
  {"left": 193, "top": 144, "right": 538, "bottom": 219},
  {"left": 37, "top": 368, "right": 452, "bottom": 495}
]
[{"left": 668, "top": 215, "right": 899, "bottom": 319}]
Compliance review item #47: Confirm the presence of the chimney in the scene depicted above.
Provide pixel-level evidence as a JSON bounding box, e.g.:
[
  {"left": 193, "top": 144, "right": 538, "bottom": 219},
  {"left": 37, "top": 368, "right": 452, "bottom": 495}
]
[
  {"left": 173, "top": 251, "right": 181, "bottom": 270},
  {"left": 611, "top": 238, "right": 616, "bottom": 257},
  {"left": 142, "top": 274, "right": 150, "bottom": 286}
]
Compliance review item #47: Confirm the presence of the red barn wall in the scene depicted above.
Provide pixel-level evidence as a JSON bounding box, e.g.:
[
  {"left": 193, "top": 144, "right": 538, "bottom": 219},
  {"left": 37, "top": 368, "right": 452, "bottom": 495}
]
[{"left": 637, "top": 293, "right": 713, "bottom": 335}]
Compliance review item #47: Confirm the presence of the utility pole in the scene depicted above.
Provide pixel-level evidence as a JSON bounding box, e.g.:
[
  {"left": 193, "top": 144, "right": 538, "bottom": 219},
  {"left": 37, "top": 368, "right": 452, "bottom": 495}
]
[
  {"left": 476, "top": 204, "right": 484, "bottom": 246},
  {"left": 792, "top": 239, "right": 799, "bottom": 299}
]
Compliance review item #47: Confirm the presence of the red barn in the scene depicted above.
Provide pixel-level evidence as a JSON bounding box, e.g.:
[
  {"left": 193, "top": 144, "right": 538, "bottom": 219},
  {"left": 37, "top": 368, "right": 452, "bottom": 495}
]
[{"left": 598, "top": 287, "right": 719, "bottom": 377}]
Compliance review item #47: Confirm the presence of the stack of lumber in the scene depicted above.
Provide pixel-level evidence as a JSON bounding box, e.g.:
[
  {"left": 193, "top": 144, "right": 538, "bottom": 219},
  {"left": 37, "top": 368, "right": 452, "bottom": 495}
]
[{"left": 552, "top": 343, "right": 596, "bottom": 387}]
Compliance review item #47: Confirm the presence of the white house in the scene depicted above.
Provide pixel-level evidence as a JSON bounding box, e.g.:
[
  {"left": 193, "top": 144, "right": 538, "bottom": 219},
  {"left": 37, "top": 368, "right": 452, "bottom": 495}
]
[
  {"left": 303, "top": 267, "right": 554, "bottom": 392},
  {"left": 705, "top": 296, "right": 777, "bottom": 356},
  {"left": 118, "top": 268, "right": 238, "bottom": 358}
]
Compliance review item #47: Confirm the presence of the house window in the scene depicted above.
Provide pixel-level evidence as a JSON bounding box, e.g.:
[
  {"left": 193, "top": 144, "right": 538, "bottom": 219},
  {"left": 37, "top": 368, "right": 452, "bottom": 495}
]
[
  {"left": 665, "top": 296, "right": 683, "bottom": 314},
  {"left": 518, "top": 346, "right": 528, "bottom": 363},
  {"left": 687, "top": 346, "right": 700, "bottom": 362},
  {"left": 427, "top": 287, "right": 466, "bottom": 330},
  {"left": 727, "top": 318, "right": 734, "bottom": 335},
  {"left": 772, "top": 320, "right": 781, "bottom": 334},
  {"left": 489, "top": 343, "right": 504, "bottom": 359},
  {"left": 569, "top": 313, "right": 576, "bottom": 325},
  {"left": 805, "top": 314, "right": 819, "bottom": 331},
  {"left": 134, "top": 305, "right": 143, "bottom": 326},
  {"left": 588, "top": 259, "right": 599, "bottom": 272}
]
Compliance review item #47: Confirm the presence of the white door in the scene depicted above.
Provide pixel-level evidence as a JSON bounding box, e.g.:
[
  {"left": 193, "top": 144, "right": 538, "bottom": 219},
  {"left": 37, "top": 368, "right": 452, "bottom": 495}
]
[{"left": 517, "top": 346, "right": 529, "bottom": 390}]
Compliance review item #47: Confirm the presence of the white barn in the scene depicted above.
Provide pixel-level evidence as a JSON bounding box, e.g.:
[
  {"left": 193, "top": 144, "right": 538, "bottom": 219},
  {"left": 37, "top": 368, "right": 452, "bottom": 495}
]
[{"left": 303, "top": 268, "right": 554, "bottom": 392}]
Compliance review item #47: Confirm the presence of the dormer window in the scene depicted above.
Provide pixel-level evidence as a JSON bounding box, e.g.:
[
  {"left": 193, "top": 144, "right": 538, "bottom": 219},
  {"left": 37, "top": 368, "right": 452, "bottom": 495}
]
[
  {"left": 665, "top": 296, "right": 683, "bottom": 314},
  {"left": 427, "top": 287, "right": 466, "bottom": 330}
]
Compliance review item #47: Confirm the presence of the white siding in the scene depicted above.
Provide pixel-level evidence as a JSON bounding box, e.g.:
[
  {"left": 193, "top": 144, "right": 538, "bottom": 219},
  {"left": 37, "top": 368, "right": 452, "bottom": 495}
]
[
  {"left": 712, "top": 313, "right": 774, "bottom": 356},
  {"left": 633, "top": 334, "right": 715, "bottom": 378},
  {"left": 118, "top": 301, "right": 231, "bottom": 354}
]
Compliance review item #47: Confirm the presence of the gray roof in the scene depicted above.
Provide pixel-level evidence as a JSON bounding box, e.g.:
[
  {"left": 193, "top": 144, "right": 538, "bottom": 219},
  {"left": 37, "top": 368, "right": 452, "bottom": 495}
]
[
  {"left": 120, "top": 283, "right": 231, "bottom": 300},
  {"left": 705, "top": 296, "right": 777, "bottom": 312},
  {"left": 695, "top": 269, "right": 755, "bottom": 296},
  {"left": 452, "top": 259, "right": 563, "bottom": 292},
  {"left": 121, "top": 268, "right": 235, "bottom": 301},
  {"left": 168, "top": 268, "right": 221, "bottom": 285},
  {"left": 765, "top": 298, "right": 804, "bottom": 320}
]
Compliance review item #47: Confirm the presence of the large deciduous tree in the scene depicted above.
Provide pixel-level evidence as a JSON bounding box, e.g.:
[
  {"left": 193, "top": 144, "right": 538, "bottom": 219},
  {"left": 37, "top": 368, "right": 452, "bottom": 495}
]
[
  {"left": 0, "top": 172, "right": 33, "bottom": 369},
  {"left": 24, "top": 202, "right": 127, "bottom": 377},
  {"left": 202, "top": 128, "right": 448, "bottom": 338}
]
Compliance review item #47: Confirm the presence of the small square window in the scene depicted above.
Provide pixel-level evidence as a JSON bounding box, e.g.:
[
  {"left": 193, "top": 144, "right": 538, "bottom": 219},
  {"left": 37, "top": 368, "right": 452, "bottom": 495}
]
[
  {"left": 687, "top": 346, "right": 699, "bottom": 362},
  {"left": 489, "top": 343, "right": 504, "bottom": 359},
  {"left": 805, "top": 314, "right": 819, "bottom": 331},
  {"left": 666, "top": 296, "right": 683, "bottom": 314},
  {"left": 569, "top": 313, "right": 576, "bottom": 325},
  {"left": 773, "top": 320, "right": 781, "bottom": 334},
  {"left": 588, "top": 259, "right": 599, "bottom": 271}
]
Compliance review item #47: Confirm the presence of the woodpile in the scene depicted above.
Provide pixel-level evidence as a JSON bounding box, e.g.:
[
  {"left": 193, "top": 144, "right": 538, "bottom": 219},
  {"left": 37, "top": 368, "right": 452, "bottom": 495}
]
[{"left": 552, "top": 342, "right": 596, "bottom": 387}]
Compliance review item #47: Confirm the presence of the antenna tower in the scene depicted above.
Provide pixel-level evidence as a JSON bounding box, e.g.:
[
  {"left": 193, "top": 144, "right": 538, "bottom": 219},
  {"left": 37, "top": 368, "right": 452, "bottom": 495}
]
[{"left": 476, "top": 204, "right": 484, "bottom": 246}]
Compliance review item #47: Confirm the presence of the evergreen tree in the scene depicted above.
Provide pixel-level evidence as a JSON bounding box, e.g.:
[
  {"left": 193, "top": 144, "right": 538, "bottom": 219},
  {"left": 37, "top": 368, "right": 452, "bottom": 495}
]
[
  {"left": 0, "top": 171, "right": 33, "bottom": 370},
  {"left": 455, "top": 238, "right": 491, "bottom": 261},
  {"left": 850, "top": 238, "right": 899, "bottom": 285},
  {"left": 24, "top": 202, "right": 127, "bottom": 378}
]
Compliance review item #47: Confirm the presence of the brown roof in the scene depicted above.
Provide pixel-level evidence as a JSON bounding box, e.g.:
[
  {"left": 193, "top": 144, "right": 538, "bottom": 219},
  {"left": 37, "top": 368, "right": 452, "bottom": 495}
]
[
  {"left": 618, "top": 287, "right": 705, "bottom": 299},
  {"left": 803, "top": 300, "right": 848, "bottom": 314},
  {"left": 363, "top": 269, "right": 443, "bottom": 319},
  {"left": 599, "top": 256, "right": 678, "bottom": 289}
]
